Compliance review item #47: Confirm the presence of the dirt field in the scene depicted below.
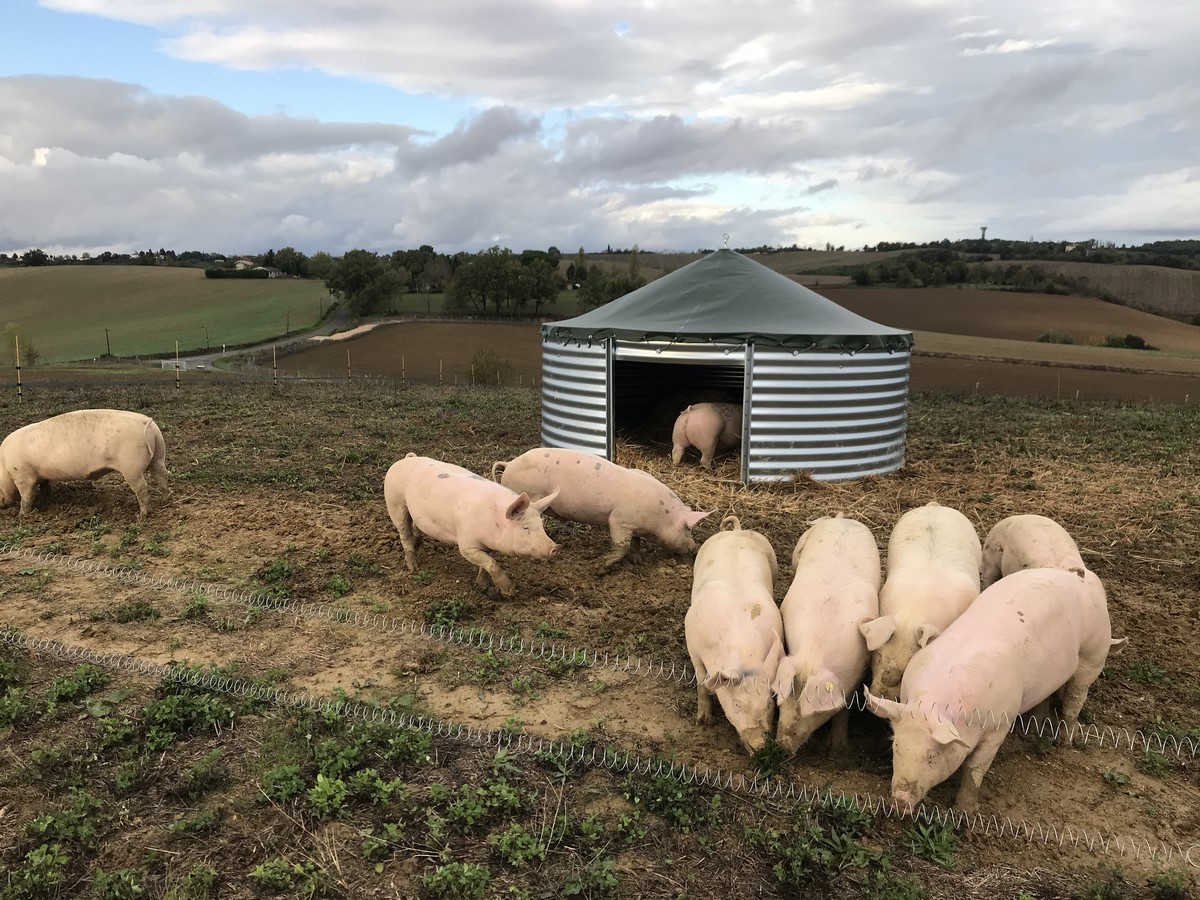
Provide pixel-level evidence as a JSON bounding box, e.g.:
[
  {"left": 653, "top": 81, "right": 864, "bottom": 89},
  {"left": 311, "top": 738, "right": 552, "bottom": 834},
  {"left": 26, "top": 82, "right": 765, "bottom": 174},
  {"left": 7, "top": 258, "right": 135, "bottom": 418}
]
[
  {"left": 0, "top": 382, "right": 1197, "bottom": 898},
  {"left": 271, "top": 310, "right": 1200, "bottom": 405}
]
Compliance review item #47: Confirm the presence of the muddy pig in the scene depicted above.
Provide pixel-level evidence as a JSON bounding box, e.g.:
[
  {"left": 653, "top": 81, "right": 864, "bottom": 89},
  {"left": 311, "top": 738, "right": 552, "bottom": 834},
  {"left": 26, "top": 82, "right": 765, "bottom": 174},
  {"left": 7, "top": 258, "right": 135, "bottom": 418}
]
[
  {"left": 492, "top": 447, "right": 713, "bottom": 568},
  {"left": 0, "top": 408, "right": 168, "bottom": 518},
  {"left": 866, "top": 566, "right": 1125, "bottom": 814},
  {"left": 671, "top": 402, "right": 742, "bottom": 469},
  {"left": 686, "top": 516, "right": 785, "bottom": 753},
  {"left": 858, "top": 502, "right": 981, "bottom": 700},
  {"left": 384, "top": 453, "right": 560, "bottom": 598},
  {"left": 773, "top": 514, "right": 881, "bottom": 754}
]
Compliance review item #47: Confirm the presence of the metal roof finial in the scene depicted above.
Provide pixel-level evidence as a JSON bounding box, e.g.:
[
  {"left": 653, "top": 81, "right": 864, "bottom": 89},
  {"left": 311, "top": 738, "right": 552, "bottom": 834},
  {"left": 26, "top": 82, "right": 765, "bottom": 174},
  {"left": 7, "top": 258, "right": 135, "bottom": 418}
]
[{"left": 722, "top": 233, "right": 730, "bottom": 248}]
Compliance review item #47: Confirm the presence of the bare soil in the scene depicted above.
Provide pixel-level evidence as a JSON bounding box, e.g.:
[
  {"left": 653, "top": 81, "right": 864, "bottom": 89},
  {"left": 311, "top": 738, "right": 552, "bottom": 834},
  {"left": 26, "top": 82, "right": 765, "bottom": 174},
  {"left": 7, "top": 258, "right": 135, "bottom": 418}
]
[{"left": 1, "top": 382, "right": 1198, "bottom": 898}]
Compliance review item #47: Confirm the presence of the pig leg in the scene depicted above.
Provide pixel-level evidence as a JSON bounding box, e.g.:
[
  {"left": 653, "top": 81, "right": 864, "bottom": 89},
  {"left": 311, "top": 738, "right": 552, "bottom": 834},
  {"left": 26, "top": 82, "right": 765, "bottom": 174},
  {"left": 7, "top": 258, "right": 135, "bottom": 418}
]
[
  {"left": 15, "top": 472, "right": 39, "bottom": 516},
  {"left": 386, "top": 497, "right": 420, "bottom": 571},
  {"left": 953, "top": 729, "right": 1006, "bottom": 814},
  {"left": 828, "top": 709, "right": 851, "bottom": 756},
  {"left": 693, "top": 673, "right": 717, "bottom": 726},
  {"left": 1059, "top": 671, "right": 1097, "bottom": 743},
  {"left": 460, "top": 545, "right": 514, "bottom": 598},
  {"left": 149, "top": 460, "right": 170, "bottom": 500},
  {"left": 698, "top": 438, "right": 717, "bottom": 470},
  {"left": 601, "top": 519, "right": 636, "bottom": 569},
  {"left": 671, "top": 412, "right": 691, "bottom": 466},
  {"left": 122, "top": 470, "right": 153, "bottom": 518}
]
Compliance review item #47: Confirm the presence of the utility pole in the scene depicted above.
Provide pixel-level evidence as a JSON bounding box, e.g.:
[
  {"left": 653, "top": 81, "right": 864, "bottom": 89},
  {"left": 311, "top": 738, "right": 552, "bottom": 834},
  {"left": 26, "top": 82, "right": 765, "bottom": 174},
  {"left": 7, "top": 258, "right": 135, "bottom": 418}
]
[
  {"left": 204, "top": 325, "right": 210, "bottom": 351},
  {"left": 105, "top": 328, "right": 111, "bottom": 357}
]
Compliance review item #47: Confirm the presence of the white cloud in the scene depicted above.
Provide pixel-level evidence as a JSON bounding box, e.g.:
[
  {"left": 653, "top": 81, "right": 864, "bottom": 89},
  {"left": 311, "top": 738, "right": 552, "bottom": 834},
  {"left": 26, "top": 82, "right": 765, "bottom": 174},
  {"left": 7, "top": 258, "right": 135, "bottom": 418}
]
[
  {"left": 960, "top": 37, "right": 1061, "bottom": 56},
  {"left": 5, "top": 0, "right": 1200, "bottom": 254}
]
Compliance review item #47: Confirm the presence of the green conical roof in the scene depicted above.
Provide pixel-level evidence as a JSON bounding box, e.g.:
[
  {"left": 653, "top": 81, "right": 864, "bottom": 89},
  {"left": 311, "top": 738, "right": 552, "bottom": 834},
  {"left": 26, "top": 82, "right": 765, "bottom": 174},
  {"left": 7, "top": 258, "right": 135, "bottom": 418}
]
[{"left": 543, "top": 248, "right": 913, "bottom": 351}]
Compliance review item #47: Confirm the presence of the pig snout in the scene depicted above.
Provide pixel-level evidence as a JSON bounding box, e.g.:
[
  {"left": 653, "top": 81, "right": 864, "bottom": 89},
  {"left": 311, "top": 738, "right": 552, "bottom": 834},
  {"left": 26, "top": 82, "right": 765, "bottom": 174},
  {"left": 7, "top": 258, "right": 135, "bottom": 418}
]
[
  {"left": 539, "top": 541, "right": 562, "bottom": 559},
  {"left": 737, "top": 725, "right": 770, "bottom": 753},
  {"left": 892, "top": 786, "right": 919, "bottom": 817}
]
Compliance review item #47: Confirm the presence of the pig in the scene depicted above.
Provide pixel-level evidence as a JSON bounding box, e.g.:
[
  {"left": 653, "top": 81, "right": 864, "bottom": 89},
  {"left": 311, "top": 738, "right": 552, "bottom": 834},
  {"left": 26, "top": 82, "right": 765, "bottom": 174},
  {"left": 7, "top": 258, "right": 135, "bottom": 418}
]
[
  {"left": 773, "top": 514, "right": 881, "bottom": 754},
  {"left": 0, "top": 409, "right": 168, "bottom": 518},
  {"left": 492, "top": 448, "right": 713, "bottom": 569},
  {"left": 685, "top": 516, "right": 785, "bottom": 752},
  {"left": 383, "top": 453, "right": 560, "bottom": 598},
  {"left": 858, "top": 502, "right": 982, "bottom": 701},
  {"left": 981, "top": 514, "right": 1086, "bottom": 587},
  {"left": 671, "top": 402, "right": 742, "bottom": 469},
  {"left": 865, "top": 566, "right": 1126, "bottom": 815}
]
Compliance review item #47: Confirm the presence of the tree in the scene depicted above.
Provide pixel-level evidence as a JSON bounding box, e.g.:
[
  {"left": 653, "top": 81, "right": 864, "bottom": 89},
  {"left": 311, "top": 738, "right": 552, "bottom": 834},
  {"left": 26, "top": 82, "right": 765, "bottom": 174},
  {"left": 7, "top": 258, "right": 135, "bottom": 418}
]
[
  {"left": 325, "top": 250, "right": 403, "bottom": 315},
  {"left": 576, "top": 267, "right": 646, "bottom": 311},
  {"left": 518, "top": 258, "right": 564, "bottom": 316},
  {"left": 447, "top": 247, "right": 522, "bottom": 315},
  {"left": 308, "top": 252, "right": 336, "bottom": 280},
  {"left": 20, "top": 249, "right": 48, "bottom": 267},
  {"left": 273, "top": 246, "right": 310, "bottom": 277},
  {"left": 572, "top": 247, "right": 588, "bottom": 283}
]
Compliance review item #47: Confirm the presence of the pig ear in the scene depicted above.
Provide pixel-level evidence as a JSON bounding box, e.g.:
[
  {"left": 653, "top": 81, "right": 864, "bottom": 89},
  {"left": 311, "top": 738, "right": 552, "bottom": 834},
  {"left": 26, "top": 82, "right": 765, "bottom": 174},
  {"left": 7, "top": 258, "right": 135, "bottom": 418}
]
[
  {"left": 863, "top": 687, "right": 903, "bottom": 722},
  {"left": 772, "top": 656, "right": 798, "bottom": 701},
  {"left": 859, "top": 616, "right": 896, "bottom": 652},
  {"left": 532, "top": 487, "right": 560, "bottom": 512},
  {"left": 930, "top": 718, "right": 967, "bottom": 747},
  {"left": 914, "top": 624, "right": 941, "bottom": 649},
  {"left": 763, "top": 632, "right": 786, "bottom": 681},
  {"left": 799, "top": 672, "right": 846, "bottom": 717},
  {"left": 505, "top": 492, "right": 531, "bottom": 519},
  {"left": 684, "top": 508, "right": 717, "bottom": 529}
]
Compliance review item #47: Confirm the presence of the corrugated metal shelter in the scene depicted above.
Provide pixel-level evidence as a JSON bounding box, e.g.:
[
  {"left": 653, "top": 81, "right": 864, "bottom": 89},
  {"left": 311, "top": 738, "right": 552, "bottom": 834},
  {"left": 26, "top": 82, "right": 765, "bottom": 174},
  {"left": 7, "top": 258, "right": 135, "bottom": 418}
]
[{"left": 540, "top": 248, "right": 914, "bottom": 483}]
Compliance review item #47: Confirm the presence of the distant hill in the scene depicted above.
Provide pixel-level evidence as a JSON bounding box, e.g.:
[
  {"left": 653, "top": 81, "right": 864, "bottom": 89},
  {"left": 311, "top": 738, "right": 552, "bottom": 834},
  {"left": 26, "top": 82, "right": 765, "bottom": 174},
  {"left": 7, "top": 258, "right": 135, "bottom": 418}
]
[
  {"left": 583, "top": 248, "right": 1200, "bottom": 323},
  {"left": 0, "top": 266, "right": 329, "bottom": 363},
  {"left": 1000, "top": 259, "right": 1200, "bottom": 321}
]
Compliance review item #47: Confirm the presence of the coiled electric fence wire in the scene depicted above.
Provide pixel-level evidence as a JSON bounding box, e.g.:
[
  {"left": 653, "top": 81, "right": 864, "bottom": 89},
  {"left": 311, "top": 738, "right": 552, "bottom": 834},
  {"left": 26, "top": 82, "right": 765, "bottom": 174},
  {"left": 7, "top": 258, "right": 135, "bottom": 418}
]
[
  {"left": 3, "top": 542, "right": 1195, "bottom": 763},
  {"left": 1, "top": 630, "right": 1195, "bottom": 870}
]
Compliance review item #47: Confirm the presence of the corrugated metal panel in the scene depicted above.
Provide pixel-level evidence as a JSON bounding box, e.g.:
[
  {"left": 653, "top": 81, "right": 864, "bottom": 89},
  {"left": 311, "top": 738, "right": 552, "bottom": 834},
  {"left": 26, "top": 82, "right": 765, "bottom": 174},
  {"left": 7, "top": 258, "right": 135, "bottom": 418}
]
[
  {"left": 540, "top": 339, "right": 612, "bottom": 456},
  {"left": 614, "top": 341, "right": 746, "bottom": 364},
  {"left": 745, "top": 346, "right": 909, "bottom": 483}
]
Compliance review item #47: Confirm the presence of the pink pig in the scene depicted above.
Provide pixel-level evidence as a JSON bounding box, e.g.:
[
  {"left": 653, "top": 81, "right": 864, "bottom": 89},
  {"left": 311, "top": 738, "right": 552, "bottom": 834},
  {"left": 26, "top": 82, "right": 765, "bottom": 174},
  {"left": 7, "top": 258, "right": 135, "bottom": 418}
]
[
  {"left": 865, "top": 566, "right": 1126, "bottom": 814},
  {"left": 686, "top": 516, "right": 785, "bottom": 753},
  {"left": 773, "top": 514, "right": 881, "bottom": 755},
  {"left": 981, "top": 514, "right": 1086, "bottom": 587},
  {"left": 0, "top": 409, "right": 168, "bottom": 518},
  {"left": 671, "top": 402, "right": 743, "bottom": 469},
  {"left": 384, "top": 453, "right": 560, "bottom": 598},
  {"left": 858, "top": 502, "right": 982, "bottom": 701},
  {"left": 492, "top": 448, "right": 713, "bottom": 568}
]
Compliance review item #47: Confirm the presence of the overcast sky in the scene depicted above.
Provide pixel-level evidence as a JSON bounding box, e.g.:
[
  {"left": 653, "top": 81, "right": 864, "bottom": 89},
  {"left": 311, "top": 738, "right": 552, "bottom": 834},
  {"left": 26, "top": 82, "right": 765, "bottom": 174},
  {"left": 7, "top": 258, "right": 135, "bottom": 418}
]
[{"left": 3, "top": 0, "right": 1198, "bottom": 258}]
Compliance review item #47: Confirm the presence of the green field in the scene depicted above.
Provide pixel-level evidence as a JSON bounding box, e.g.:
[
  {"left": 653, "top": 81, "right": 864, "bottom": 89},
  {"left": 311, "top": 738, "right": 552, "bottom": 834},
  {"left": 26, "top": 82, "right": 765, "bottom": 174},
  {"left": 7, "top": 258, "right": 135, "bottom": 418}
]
[{"left": 1, "top": 266, "right": 331, "bottom": 363}]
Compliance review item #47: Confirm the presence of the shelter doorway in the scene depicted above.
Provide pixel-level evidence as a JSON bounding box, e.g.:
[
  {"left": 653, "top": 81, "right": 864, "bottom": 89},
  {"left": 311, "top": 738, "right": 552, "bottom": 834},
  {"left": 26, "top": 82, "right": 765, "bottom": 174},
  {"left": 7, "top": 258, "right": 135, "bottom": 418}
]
[{"left": 611, "top": 357, "right": 745, "bottom": 459}]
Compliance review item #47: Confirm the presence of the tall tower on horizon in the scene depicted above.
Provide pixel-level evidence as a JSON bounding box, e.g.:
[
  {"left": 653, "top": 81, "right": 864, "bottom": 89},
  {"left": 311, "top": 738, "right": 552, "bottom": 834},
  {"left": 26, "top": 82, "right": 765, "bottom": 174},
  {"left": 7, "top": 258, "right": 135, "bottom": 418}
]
[{"left": 980, "top": 225, "right": 988, "bottom": 241}]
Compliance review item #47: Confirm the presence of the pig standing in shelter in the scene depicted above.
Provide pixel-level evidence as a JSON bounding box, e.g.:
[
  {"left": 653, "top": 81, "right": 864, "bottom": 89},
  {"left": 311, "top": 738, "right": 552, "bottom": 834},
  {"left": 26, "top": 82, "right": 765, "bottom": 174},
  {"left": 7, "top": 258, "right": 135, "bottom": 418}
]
[
  {"left": 384, "top": 453, "right": 560, "bottom": 598},
  {"left": 686, "top": 516, "right": 784, "bottom": 752},
  {"left": 492, "top": 448, "right": 713, "bottom": 568},
  {"left": 981, "top": 513, "right": 1086, "bottom": 587},
  {"left": 671, "top": 402, "right": 743, "bottom": 469},
  {"left": 865, "top": 566, "right": 1126, "bottom": 814},
  {"left": 0, "top": 409, "right": 168, "bottom": 518},
  {"left": 858, "top": 502, "right": 982, "bottom": 701},
  {"left": 773, "top": 514, "right": 881, "bottom": 754}
]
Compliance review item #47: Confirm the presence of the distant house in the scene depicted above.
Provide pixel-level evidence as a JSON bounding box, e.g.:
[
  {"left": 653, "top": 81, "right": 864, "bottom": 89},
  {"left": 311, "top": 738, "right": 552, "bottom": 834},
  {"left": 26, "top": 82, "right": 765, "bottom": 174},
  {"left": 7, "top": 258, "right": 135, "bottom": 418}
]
[
  {"left": 233, "top": 258, "right": 256, "bottom": 270},
  {"left": 254, "top": 266, "right": 284, "bottom": 278}
]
